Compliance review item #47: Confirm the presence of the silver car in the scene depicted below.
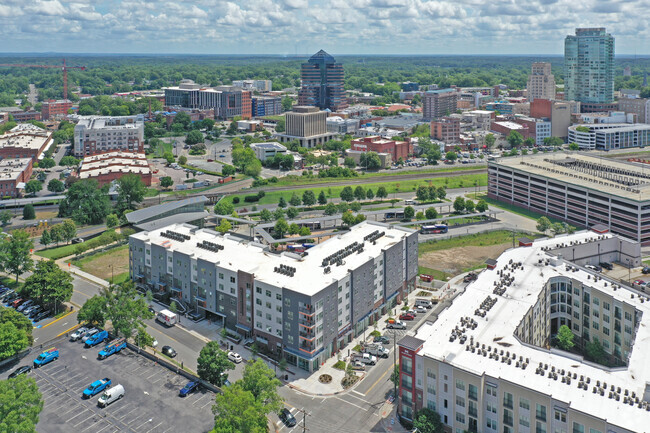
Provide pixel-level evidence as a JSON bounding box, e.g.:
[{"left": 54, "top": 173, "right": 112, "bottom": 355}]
[
  {"left": 81, "top": 328, "right": 99, "bottom": 343},
  {"left": 70, "top": 326, "right": 89, "bottom": 341}
]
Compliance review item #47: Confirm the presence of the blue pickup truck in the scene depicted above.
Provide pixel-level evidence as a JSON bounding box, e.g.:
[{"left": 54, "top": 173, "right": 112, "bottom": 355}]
[
  {"left": 33, "top": 347, "right": 59, "bottom": 368},
  {"left": 98, "top": 338, "right": 126, "bottom": 360},
  {"left": 83, "top": 378, "right": 111, "bottom": 398},
  {"left": 85, "top": 329, "right": 108, "bottom": 348}
]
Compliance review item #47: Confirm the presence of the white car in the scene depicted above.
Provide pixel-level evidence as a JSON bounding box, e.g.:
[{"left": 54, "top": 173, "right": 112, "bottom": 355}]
[
  {"left": 228, "top": 351, "right": 242, "bottom": 363},
  {"left": 70, "top": 326, "right": 89, "bottom": 341}
]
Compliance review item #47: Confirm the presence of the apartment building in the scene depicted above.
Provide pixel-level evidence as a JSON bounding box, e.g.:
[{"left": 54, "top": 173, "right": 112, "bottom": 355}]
[
  {"left": 487, "top": 153, "right": 650, "bottom": 244},
  {"left": 398, "top": 231, "right": 647, "bottom": 433},
  {"left": 41, "top": 99, "right": 73, "bottom": 120},
  {"left": 129, "top": 221, "right": 418, "bottom": 372},
  {"left": 73, "top": 115, "right": 144, "bottom": 157},
  {"left": 618, "top": 97, "right": 650, "bottom": 123},
  {"left": 78, "top": 151, "right": 152, "bottom": 186},
  {"left": 430, "top": 117, "right": 460, "bottom": 143},
  {"left": 527, "top": 62, "right": 556, "bottom": 101},
  {"left": 163, "top": 80, "right": 252, "bottom": 119},
  {"left": 568, "top": 123, "right": 650, "bottom": 150},
  {"left": 422, "top": 89, "right": 458, "bottom": 121}
]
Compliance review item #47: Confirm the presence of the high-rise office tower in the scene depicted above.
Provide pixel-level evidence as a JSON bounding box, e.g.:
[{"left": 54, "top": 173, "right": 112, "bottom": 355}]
[
  {"left": 298, "top": 50, "right": 348, "bottom": 111},
  {"left": 527, "top": 62, "right": 556, "bottom": 101},
  {"left": 564, "top": 28, "right": 615, "bottom": 105}
]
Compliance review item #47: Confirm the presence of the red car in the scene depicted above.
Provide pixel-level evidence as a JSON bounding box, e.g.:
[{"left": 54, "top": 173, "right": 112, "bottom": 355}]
[
  {"left": 634, "top": 279, "right": 646, "bottom": 286},
  {"left": 11, "top": 298, "right": 25, "bottom": 308},
  {"left": 399, "top": 313, "right": 415, "bottom": 321}
]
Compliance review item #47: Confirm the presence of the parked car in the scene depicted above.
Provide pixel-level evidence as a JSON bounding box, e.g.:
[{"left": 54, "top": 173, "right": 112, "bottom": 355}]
[
  {"left": 634, "top": 279, "right": 646, "bottom": 286},
  {"left": 85, "top": 329, "right": 109, "bottom": 347},
  {"left": 16, "top": 300, "right": 33, "bottom": 313},
  {"left": 387, "top": 321, "right": 406, "bottom": 330},
  {"left": 399, "top": 313, "right": 415, "bottom": 321},
  {"left": 97, "top": 384, "right": 124, "bottom": 407},
  {"left": 83, "top": 378, "right": 112, "bottom": 398},
  {"left": 27, "top": 306, "right": 42, "bottom": 318},
  {"left": 0, "top": 289, "right": 15, "bottom": 301},
  {"left": 373, "top": 336, "right": 390, "bottom": 345},
  {"left": 642, "top": 266, "right": 650, "bottom": 275},
  {"left": 279, "top": 408, "right": 297, "bottom": 427},
  {"left": 33, "top": 347, "right": 59, "bottom": 368},
  {"left": 179, "top": 381, "right": 199, "bottom": 397},
  {"left": 228, "top": 351, "right": 242, "bottom": 363},
  {"left": 415, "top": 306, "right": 427, "bottom": 314},
  {"left": 585, "top": 264, "right": 602, "bottom": 272},
  {"left": 599, "top": 262, "right": 613, "bottom": 271},
  {"left": 162, "top": 345, "right": 177, "bottom": 358},
  {"left": 33, "top": 309, "right": 51, "bottom": 322},
  {"left": 8, "top": 365, "right": 31, "bottom": 378},
  {"left": 81, "top": 328, "right": 99, "bottom": 343},
  {"left": 70, "top": 326, "right": 89, "bottom": 341},
  {"left": 11, "top": 298, "right": 25, "bottom": 308}
]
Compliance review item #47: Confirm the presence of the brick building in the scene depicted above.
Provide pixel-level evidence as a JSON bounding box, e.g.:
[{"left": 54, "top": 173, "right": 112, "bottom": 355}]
[
  {"left": 422, "top": 89, "right": 457, "bottom": 121},
  {"left": 0, "top": 158, "right": 33, "bottom": 197},
  {"left": 41, "top": 100, "right": 73, "bottom": 120},
  {"left": 490, "top": 121, "right": 532, "bottom": 141},
  {"left": 430, "top": 117, "right": 460, "bottom": 143},
  {"left": 0, "top": 128, "right": 52, "bottom": 161},
  {"left": 78, "top": 151, "right": 152, "bottom": 186},
  {"left": 350, "top": 136, "right": 413, "bottom": 161}
]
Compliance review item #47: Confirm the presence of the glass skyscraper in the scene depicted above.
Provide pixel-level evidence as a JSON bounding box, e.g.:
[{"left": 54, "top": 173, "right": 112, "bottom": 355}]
[
  {"left": 564, "top": 28, "right": 615, "bottom": 104},
  {"left": 298, "top": 50, "right": 348, "bottom": 111}
]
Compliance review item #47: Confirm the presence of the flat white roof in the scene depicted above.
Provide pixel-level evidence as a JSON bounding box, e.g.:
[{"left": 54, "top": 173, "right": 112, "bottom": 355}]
[
  {"left": 0, "top": 131, "right": 51, "bottom": 151},
  {"left": 132, "top": 221, "right": 414, "bottom": 296},
  {"left": 0, "top": 158, "right": 31, "bottom": 181},
  {"left": 413, "top": 232, "right": 650, "bottom": 432}
]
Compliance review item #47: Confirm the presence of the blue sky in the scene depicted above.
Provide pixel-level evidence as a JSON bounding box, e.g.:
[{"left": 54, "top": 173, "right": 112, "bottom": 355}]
[{"left": 0, "top": 0, "right": 647, "bottom": 55}]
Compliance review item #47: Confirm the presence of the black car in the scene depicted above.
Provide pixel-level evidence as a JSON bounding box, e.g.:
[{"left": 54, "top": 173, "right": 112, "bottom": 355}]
[
  {"left": 279, "top": 408, "right": 297, "bottom": 427},
  {"left": 599, "top": 262, "right": 613, "bottom": 271},
  {"left": 373, "top": 336, "right": 390, "bottom": 345},
  {"left": 33, "top": 309, "right": 51, "bottom": 322},
  {"left": 643, "top": 266, "right": 650, "bottom": 275},
  {"left": 162, "top": 345, "right": 177, "bottom": 358},
  {"left": 8, "top": 365, "right": 32, "bottom": 378},
  {"left": 148, "top": 305, "right": 155, "bottom": 315},
  {"left": 28, "top": 306, "right": 43, "bottom": 318}
]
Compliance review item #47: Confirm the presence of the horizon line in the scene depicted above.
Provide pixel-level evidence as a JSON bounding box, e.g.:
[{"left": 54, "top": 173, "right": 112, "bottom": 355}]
[{"left": 0, "top": 52, "right": 648, "bottom": 57}]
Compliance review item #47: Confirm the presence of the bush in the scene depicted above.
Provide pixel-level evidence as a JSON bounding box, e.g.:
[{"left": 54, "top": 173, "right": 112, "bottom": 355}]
[
  {"left": 232, "top": 197, "right": 240, "bottom": 204},
  {"left": 23, "top": 204, "right": 35, "bottom": 220},
  {"left": 333, "top": 360, "right": 346, "bottom": 370},
  {"left": 244, "top": 195, "right": 260, "bottom": 203}
]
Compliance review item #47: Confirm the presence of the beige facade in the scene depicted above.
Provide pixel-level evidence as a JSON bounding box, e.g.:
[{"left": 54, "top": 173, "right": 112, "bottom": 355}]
[
  {"left": 285, "top": 106, "right": 327, "bottom": 137},
  {"left": 618, "top": 97, "right": 650, "bottom": 123},
  {"left": 527, "top": 63, "right": 556, "bottom": 102}
]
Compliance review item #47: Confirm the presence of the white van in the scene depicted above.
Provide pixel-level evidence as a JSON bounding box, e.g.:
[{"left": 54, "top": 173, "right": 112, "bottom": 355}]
[
  {"left": 156, "top": 309, "right": 178, "bottom": 327},
  {"left": 415, "top": 299, "right": 433, "bottom": 309},
  {"left": 97, "top": 384, "right": 124, "bottom": 407},
  {"left": 405, "top": 199, "right": 417, "bottom": 206}
]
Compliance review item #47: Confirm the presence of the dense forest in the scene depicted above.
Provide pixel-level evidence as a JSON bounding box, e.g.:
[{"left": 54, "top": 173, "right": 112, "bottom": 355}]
[{"left": 0, "top": 54, "right": 648, "bottom": 105}]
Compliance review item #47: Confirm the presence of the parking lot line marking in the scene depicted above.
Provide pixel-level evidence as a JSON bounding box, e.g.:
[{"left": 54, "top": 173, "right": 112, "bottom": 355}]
[
  {"left": 146, "top": 421, "right": 163, "bottom": 433},
  {"left": 136, "top": 418, "right": 154, "bottom": 430},
  {"left": 92, "top": 423, "right": 111, "bottom": 433},
  {"left": 362, "top": 363, "right": 392, "bottom": 395},
  {"left": 192, "top": 394, "right": 207, "bottom": 405},
  {"left": 65, "top": 410, "right": 88, "bottom": 424},
  {"left": 145, "top": 372, "right": 157, "bottom": 380},
  {"left": 117, "top": 406, "right": 139, "bottom": 420},
  {"left": 200, "top": 400, "right": 213, "bottom": 410},
  {"left": 334, "top": 396, "right": 369, "bottom": 412},
  {"left": 59, "top": 404, "right": 81, "bottom": 417},
  {"left": 39, "top": 309, "right": 75, "bottom": 329},
  {"left": 56, "top": 322, "right": 82, "bottom": 337}
]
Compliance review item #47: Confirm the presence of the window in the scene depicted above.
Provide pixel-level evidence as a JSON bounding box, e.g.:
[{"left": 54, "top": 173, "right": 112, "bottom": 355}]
[
  {"left": 256, "top": 287, "right": 262, "bottom": 294},
  {"left": 572, "top": 423, "right": 584, "bottom": 433},
  {"left": 455, "top": 396, "right": 465, "bottom": 408},
  {"left": 625, "top": 311, "right": 632, "bottom": 321},
  {"left": 427, "top": 399, "right": 436, "bottom": 411},
  {"left": 456, "top": 379, "right": 465, "bottom": 391},
  {"left": 486, "top": 402, "right": 497, "bottom": 413},
  {"left": 519, "top": 414, "right": 530, "bottom": 428},
  {"left": 486, "top": 418, "right": 497, "bottom": 430},
  {"left": 230, "top": 276, "right": 235, "bottom": 283},
  {"left": 468, "top": 384, "right": 478, "bottom": 401},
  {"left": 603, "top": 302, "right": 610, "bottom": 311},
  {"left": 276, "top": 294, "right": 282, "bottom": 301},
  {"left": 589, "top": 429, "right": 602, "bottom": 433},
  {"left": 402, "top": 357, "right": 413, "bottom": 375},
  {"left": 603, "top": 327, "right": 610, "bottom": 336},
  {"left": 401, "top": 374, "right": 412, "bottom": 389},
  {"left": 519, "top": 398, "right": 530, "bottom": 411},
  {"left": 503, "top": 408, "right": 513, "bottom": 427},
  {"left": 503, "top": 392, "right": 513, "bottom": 409},
  {"left": 266, "top": 290, "right": 271, "bottom": 297},
  {"left": 536, "top": 404, "right": 546, "bottom": 422},
  {"left": 486, "top": 385, "right": 497, "bottom": 397},
  {"left": 455, "top": 412, "right": 465, "bottom": 424},
  {"left": 536, "top": 421, "right": 547, "bottom": 433},
  {"left": 554, "top": 410, "right": 566, "bottom": 423}
]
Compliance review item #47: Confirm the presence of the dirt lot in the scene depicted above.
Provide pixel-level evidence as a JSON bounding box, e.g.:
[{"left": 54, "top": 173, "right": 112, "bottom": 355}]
[
  {"left": 75, "top": 245, "right": 129, "bottom": 281},
  {"left": 419, "top": 243, "right": 512, "bottom": 274}
]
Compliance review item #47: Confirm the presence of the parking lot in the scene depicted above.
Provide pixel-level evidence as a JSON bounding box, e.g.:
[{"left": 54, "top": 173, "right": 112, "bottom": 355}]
[{"left": 2, "top": 337, "right": 215, "bottom": 433}]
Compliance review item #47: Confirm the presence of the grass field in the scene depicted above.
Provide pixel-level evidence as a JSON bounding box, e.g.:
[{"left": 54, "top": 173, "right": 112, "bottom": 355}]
[
  {"left": 418, "top": 230, "right": 541, "bottom": 256},
  {"left": 150, "top": 140, "right": 174, "bottom": 159},
  {"left": 228, "top": 173, "right": 487, "bottom": 208},
  {"left": 71, "top": 245, "right": 130, "bottom": 284},
  {"left": 474, "top": 193, "right": 565, "bottom": 224},
  {"left": 36, "top": 243, "right": 78, "bottom": 260}
]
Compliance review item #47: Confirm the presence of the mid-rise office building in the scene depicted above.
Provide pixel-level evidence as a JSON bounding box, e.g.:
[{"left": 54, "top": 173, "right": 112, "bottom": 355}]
[
  {"left": 163, "top": 80, "right": 252, "bottom": 119},
  {"left": 299, "top": 50, "right": 347, "bottom": 112},
  {"left": 568, "top": 123, "right": 650, "bottom": 150},
  {"left": 422, "top": 89, "right": 457, "bottom": 121},
  {"left": 488, "top": 153, "right": 650, "bottom": 244},
  {"left": 129, "top": 221, "right": 418, "bottom": 372},
  {"left": 73, "top": 115, "right": 144, "bottom": 157},
  {"left": 431, "top": 117, "right": 460, "bottom": 143},
  {"left": 527, "top": 62, "right": 556, "bottom": 102},
  {"left": 530, "top": 99, "right": 580, "bottom": 139},
  {"left": 618, "top": 97, "right": 650, "bottom": 123},
  {"left": 251, "top": 96, "right": 282, "bottom": 117},
  {"left": 326, "top": 116, "right": 358, "bottom": 134},
  {"left": 275, "top": 106, "right": 334, "bottom": 148},
  {"left": 565, "top": 28, "right": 615, "bottom": 106},
  {"left": 398, "top": 231, "right": 647, "bottom": 433},
  {"left": 41, "top": 99, "right": 73, "bottom": 120},
  {"left": 249, "top": 142, "right": 287, "bottom": 161}
]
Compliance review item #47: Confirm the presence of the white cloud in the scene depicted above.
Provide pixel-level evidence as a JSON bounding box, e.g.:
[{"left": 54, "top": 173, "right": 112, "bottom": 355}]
[{"left": 24, "top": 0, "right": 67, "bottom": 16}]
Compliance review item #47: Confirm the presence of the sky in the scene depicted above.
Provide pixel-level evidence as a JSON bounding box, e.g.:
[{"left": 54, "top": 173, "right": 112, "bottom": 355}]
[{"left": 0, "top": 0, "right": 648, "bottom": 55}]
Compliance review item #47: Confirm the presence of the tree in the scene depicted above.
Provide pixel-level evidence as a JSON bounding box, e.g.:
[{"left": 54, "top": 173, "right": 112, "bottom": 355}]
[
  {"left": 524, "top": 137, "right": 536, "bottom": 147},
  {"left": 507, "top": 130, "right": 524, "bottom": 148},
  {"left": 342, "top": 210, "right": 356, "bottom": 227},
  {"left": 281, "top": 96, "right": 293, "bottom": 112},
  {"left": 277, "top": 197, "right": 287, "bottom": 208},
  {"left": 445, "top": 151, "right": 457, "bottom": 162},
  {"left": 436, "top": 186, "right": 446, "bottom": 200},
  {"left": 162, "top": 151, "right": 175, "bottom": 164},
  {"left": 0, "top": 375, "right": 43, "bottom": 432},
  {"left": 259, "top": 209, "right": 273, "bottom": 222},
  {"left": 536, "top": 216, "right": 552, "bottom": 233},
  {"left": 77, "top": 295, "right": 107, "bottom": 327},
  {"left": 178, "top": 155, "right": 188, "bottom": 165},
  {"left": 102, "top": 281, "right": 154, "bottom": 339},
  {"left": 59, "top": 155, "right": 79, "bottom": 167},
  {"left": 453, "top": 196, "right": 465, "bottom": 213},
  {"left": 212, "top": 384, "right": 268, "bottom": 433},
  {"left": 40, "top": 229, "right": 51, "bottom": 247},
  {"left": 568, "top": 142, "right": 580, "bottom": 151},
  {"left": 412, "top": 407, "right": 444, "bottom": 433},
  {"left": 464, "top": 199, "right": 475, "bottom": 213},
  {"left": 49, "top": 224, "right": 62, "bottom": 245},
  {"left": 404, "top": 206, "right": 415, "bottom": 220},
  {"left": 425, "top": 207, "right": 438, "bottom": 219},
  {"left": 3, "top": 229, "right": 33, "bottom": 283},
  {"left": 115, "top": 174, "right": 146, "bottom": 215},
  {"left": 360, "top": 152, "right": 381, "bottom": 170},
  {"left": 299, "top": 226, "right": 311, "bottom": 236},
  {"left": 286, "top": 207, "right": 299, "bottom": 219},
  {"left": 39, "top": 158, "right": 55, "bottom": 169},
  {"left": 288, "top": 193, "right": 301, "bottom": 207},
  {"left": 185, "top": 130, "right": 204, "bottom": 146},
  {"left": 376, "top": 186, "right": 388, "bottom": 200},
  {"left": 302, "top": 190, "right": 316, "bottom": 207},
  {"left": 221, "top": 165, "right": 236, "bottom": 176},
  {"left": 366, "top": 189, "right": 374, "bottom": 200},
  {"left": 585, "top": 340, "right": 607, "bottom": 364},
  {"left": 415, "top": 211, "right": 425, "bottom": 220},
  {"left": 416, "top": 186, "right": 429, "bottom": 202},
  {"left": 485, "top": 133, "right": 496, "bottom": 149},
  {"left": 104, "top": 213, "right": 119, "bottom": 228},
  {"left": 274, "top": 218, "right": 289, "bottom": 238},
  {"left": 343, "top": 157, "right": 356, "bottom": 168},
  {"left": 544, "top": 136, "right": 564, "bottom": 147},
  {"left": 240, "top": 358, "right": 283, "bottom": 412},
  {"left": 274, "top": 118, "right": 285, "bottom": 133},
  {"left": 215, "top": 200, "right": 235, "bottom": 216},
  {"left": 0, "top": 307, "right": 33, "bottom": 360},
  {"left": 476, "top": 199, "right": 488, "bottom": 213},
  {"left": 340, "top": 186, "right": 354, "bottom": 202},
  {"left": 215, "top": 219, "right": 232, "bottom": 234},
  {"left": 47, "top": 179, "right": 65, "bottom": 193},
  {"left": 273, "top": 208, "right": 284, "bottom": 220},
  {"left": 0, "top": 211, "right": 11, "bottom": 226},
  {"left": 197, "top": 341, "right": 235, "bottom": 386},
  {"left": 60, "top": 219, "right": 76, "bottom": 244},
  {"left": 288, "top": 223, "right": 300, "bottom": 235},
  {"left": 21, "top": 260, "right": 73, "bottom": 314},
  {"left": 317, "top": 191, "right": 327, "bottom": 205},
  {"left": 58, "top": 179, "right": 111, "bottom": 225},
  {"left": 556, "top": 324, "right": 575, "bottom": 351},
  {"left": 160, "top": 176, "right": 175, "bottom": 190},
  {"left": 324, "top": 202, "right": 337, "bottom": 216},
  {"left": 22, "top": 204, "right": 35, "bottom": 220},
  {"left": 352, "top": 186, "right": 365, "bottom": 201},
  {"left": 551, "top": 222, "right": 566, "bottom": 236}
]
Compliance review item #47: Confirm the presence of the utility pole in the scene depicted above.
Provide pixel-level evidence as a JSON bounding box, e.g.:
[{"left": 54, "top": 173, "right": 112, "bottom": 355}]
[{"left": 296, "top": 408, "right": 310, "bottom": 433}]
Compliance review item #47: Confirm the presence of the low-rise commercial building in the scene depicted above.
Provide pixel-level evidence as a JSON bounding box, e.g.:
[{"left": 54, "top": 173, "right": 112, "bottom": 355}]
[
  {"left": 516, "top": 117, "right": 552, "bottom": 146},
  {"left": 78, "top": 151, "right": 152, "bottom": 186},
  {"left": 491, "top": 121, "right": 532, "bottom": 142},
  {"left": 0, "top": 127, "right": 52, "bottom": 161},
  {"left": 345, "top": 149, "right": 392, "bottom": 168},
  {"left": 568, "top": 123, "right": 650, "bottom": 150},
  {"left": 326, "top": 116, "right": 358, "bottom": 134},
  {"left": 350, "top": 136, "right": 412, "bottom": 161},
  {"left": 73, "top": 115, "right": 145, "bottom": 157},
  {"left": 398, "top": 231, "right": 647, "bottom": 433},
  {"left": 488, "top": 153, "right": 650, "bottom": 244},
  {"left": 249, "top": 142, "right": 288, "bottom": 161},
  {"left": 0, "top": 158, "right": 33, "bottom": 197},
  {"left": 129, "top": 221, "right": 418, "bottom": 372}
]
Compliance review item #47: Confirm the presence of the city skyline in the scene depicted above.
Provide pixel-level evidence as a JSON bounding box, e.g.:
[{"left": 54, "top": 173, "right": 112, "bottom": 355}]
[{"left": 1, "top": 0, "right": 650, "bottom": 55}]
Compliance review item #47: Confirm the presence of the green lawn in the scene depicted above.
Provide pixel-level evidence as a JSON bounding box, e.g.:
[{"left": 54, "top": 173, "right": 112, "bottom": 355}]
[
  {"left": 71, "top": 245, "right": 129, "bottom": 284},
  {"left": 418, "top": 263, "right": 488, "bottom": 282},
  {"left": 228, "top": 173, "right": 487, "bottom": 208},
  {"left": 475, "top": 193, "right": 565, "bottom": 225},
  {"left": 148, "top": 140, "right": 174, "bottom": 159},
  {"left": 418, "top": 230, "right": 542, "bottom": 256},
  {"left": 36, "top": 243, "right": 78, "bottom": 260}
]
